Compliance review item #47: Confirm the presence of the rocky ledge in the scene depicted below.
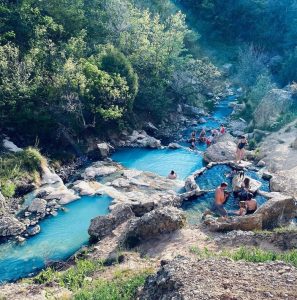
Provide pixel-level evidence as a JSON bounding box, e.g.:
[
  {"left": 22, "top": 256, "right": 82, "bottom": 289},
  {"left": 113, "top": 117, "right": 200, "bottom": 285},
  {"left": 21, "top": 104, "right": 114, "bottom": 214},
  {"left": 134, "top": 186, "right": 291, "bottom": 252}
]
[{"left": 139, "top": 256, "right": 297, "bottom": 300}]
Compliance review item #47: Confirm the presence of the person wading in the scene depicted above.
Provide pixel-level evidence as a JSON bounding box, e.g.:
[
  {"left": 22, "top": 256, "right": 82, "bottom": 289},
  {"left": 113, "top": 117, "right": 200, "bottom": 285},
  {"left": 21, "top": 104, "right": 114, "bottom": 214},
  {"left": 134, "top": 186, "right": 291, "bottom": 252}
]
[{"left": 212, "top": 182, "right": 229, "bottom": 217}]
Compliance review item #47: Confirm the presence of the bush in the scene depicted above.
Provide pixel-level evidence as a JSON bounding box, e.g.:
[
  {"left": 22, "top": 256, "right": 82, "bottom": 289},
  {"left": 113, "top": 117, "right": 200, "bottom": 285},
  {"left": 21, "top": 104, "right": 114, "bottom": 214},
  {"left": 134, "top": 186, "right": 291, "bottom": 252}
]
[{"left": 0, "top": 147, "right": 45, "bottom": 198}]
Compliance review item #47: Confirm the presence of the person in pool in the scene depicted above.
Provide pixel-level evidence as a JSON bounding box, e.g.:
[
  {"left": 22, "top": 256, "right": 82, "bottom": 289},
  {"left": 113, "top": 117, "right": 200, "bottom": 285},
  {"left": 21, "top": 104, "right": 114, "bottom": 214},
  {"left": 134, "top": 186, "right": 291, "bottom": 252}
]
[
  {"left": 220, "top": 124, "right": 226, "bottom": 135},
  {"left": 236, "top": 135, "right": 248, "bottom": 163},
  {"left": 245, "top": 192, "right": 258, "bottom": 214},
  {"left": 199, "top": 128, "right": 207, "bottom": 142},
  {"left": 212, "top": 182, "right": 230, "bottom": 217},
  {"left": 168, "top": 170, "right": 177, "bottom": 179}
]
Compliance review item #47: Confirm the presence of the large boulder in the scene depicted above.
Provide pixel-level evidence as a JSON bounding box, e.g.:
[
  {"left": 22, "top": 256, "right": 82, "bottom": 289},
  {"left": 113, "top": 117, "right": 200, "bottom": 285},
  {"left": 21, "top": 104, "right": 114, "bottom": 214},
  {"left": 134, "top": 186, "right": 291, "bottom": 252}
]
[
  {"left": 254, "top": 89, "right": 293, "bottom": 129},
  {"left": 203, "top": 133, "right": 236, "bottom": 163},
  {"left": 0, "top": 215, "right": 26, "bottom": 237},
  {"left": 28, "top": 198, "right": 47, "bottom": 214},
  {"left": 270, "top": 168, "right": 297, "bottom": 198},
  {"left": 183, "top": 105, "right": 206, "bottom": 117},
  {"left": 255, "top": 194, "right": 297, "bottom": 229},
  {"left": 88, "top": 204, "right": 134, "bottom": 242},
  {"left": 97, "top": 143, "right": 112, "bottom": 158},
  {"left": 120, "top": 207, "right": 185, "bottom": 248},
  {"left": 205, "top": 214, "right": 262, "bottom": 232}
]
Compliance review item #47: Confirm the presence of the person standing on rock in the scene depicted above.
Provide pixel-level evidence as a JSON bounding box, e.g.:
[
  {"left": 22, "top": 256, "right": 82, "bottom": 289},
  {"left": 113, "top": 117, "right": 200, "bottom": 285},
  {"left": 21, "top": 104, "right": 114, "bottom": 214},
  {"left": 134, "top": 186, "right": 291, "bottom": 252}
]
[
  {"left": 212, "top": 182, "right": 229, "bottom": 217},
  {"left": 236, "top": 135, "right": 248, "bottom": 163},
  {"left": 220, "top": 124, "right": 226, "bottom": 135}
]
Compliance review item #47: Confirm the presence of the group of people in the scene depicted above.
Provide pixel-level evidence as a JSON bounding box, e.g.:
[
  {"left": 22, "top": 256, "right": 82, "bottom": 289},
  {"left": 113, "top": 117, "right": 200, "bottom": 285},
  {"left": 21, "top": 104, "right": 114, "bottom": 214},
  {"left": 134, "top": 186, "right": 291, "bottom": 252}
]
[
  {"left": 213, "top": 173, "right": 258, "bottom": 218},
  {"left": 168, "top": 123, "right": 253, "bottom": 218},
  {"left": 189, "top": 124, "right": 226, "bottom": 149}
]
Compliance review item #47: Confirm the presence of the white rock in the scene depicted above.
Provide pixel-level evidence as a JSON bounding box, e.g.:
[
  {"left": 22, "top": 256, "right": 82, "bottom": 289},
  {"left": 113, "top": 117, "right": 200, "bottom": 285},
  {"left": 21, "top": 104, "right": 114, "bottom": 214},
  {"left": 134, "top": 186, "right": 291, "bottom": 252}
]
[{"left": 2, "top": 138, "right": 23, "bottom": 152}]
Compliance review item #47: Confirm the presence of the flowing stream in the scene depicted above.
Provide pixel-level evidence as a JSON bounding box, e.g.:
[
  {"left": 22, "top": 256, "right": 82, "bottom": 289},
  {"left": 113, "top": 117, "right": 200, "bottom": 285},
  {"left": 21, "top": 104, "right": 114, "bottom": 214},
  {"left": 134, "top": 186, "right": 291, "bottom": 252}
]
[{"left": 0, "top": 93, "right": 270, "bottom": 283}]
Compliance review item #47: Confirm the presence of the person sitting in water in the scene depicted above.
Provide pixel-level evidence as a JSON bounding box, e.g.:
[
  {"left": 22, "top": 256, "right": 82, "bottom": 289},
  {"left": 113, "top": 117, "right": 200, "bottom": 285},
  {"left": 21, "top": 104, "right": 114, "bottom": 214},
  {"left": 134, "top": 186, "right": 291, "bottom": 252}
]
[
  {"left": 245, "top": 193, "right": 257, "bottom": 214},
  {"left": 235, "top": 201, "right": 247, "bottom": 216},
  {"left": 236, "top": 135, "right": 248, "bottom": 163},
  {"left": 199, "top": 128, "right": 207, "bottom": 142},
  {"left": 206, "top": 134, "right": 214, "bottom": 147},
  {"left": 238, "top": 178, "right": 253, "bottom": 201},
  {"left": 220, "top": 124, "right": 226, "bottom": 135},
  {"left": 212, "top": 182, "right": 230, "bottom": 217},
  {"left": 168, "top": 170, "right": 177, "bottom": 179},
  {"left": 212, "top": 128, "right": 220, "bottom": 143}
]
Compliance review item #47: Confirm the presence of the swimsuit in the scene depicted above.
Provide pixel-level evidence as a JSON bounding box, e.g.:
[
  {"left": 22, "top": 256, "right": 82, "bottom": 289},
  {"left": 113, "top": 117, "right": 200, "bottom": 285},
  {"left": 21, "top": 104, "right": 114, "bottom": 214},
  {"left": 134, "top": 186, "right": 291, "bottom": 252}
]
[
  {"left": 238, "top": 141, "right": 246, "bottom": 150},
  {"left": 212, "top": 203, "right": 227, "bottom": 217},
  {"left": 246, "top": 209, "right": 256, "bottom": 215}
]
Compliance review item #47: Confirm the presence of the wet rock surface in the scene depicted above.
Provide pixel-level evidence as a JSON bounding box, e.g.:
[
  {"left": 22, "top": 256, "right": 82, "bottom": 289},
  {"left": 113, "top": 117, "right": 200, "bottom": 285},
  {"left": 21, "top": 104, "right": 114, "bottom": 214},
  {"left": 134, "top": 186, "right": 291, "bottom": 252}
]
[
  {"left": 140, "top": 256, "right": 297, "bottom": 300},
  {"left": 0, "top": 215, "right": 26, "bottom": 237}
]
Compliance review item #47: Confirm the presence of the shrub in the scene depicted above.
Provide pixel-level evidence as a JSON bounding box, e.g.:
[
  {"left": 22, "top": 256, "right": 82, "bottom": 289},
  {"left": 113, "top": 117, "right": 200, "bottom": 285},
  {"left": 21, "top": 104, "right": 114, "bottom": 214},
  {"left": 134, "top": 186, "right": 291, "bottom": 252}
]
[{"left": 1, "top": 181, "right": 16, "bottom": 198}]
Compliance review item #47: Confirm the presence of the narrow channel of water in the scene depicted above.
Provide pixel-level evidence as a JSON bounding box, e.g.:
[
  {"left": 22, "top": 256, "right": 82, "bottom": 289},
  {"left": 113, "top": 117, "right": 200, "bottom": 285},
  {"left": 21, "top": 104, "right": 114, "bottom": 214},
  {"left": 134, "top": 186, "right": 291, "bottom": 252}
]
[{"left": 0, "top": 195, "right": 111, "bottom": 283}]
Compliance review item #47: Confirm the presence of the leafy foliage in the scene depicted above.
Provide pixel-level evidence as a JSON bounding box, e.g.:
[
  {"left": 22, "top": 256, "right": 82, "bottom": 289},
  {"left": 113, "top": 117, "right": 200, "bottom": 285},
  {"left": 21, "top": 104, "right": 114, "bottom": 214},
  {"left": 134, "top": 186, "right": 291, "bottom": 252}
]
[{"left": 0, "top": 0, "right": 221, "bottom": 147}]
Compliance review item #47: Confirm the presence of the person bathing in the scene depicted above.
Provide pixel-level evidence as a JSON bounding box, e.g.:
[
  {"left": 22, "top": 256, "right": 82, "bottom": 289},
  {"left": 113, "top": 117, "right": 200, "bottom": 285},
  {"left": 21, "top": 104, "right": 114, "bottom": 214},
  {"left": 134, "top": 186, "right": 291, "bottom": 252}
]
[
  {"left": 212, "top": 182, "right": 230, "bottom": 217},
  {"left": 168, "top": 170, "right": 177, "bottom": 179}
]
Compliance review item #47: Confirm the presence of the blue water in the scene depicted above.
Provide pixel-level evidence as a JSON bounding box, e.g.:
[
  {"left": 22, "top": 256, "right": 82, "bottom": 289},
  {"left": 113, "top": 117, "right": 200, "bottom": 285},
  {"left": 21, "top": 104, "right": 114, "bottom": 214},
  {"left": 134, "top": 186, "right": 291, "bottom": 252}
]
[
  {"left": 180, "top": 96, "right": 235, "bottom": 149},
  {"left": 112, "top": 148, "right": 203, "bottom": 180},
  {"left": 182, "top": 165, "right": 270, "bottom": 224},
  {"left": 0, "top": 195, "right": 111, "bottom": 283}
]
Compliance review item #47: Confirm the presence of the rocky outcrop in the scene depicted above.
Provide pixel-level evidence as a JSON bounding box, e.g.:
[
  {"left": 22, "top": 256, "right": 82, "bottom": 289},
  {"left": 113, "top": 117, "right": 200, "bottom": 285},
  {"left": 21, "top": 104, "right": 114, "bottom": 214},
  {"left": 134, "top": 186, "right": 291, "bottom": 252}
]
[
  {"left": 120, "top": 207, "right": 185, "bottom": 249},
  {"left": 72, "top": 180, "right": 96, "bottom": 196},
  {"left": 228, "top": 118, "right": 247, "bottom": 136},
  {"left": 88, "top": 204, "right": 134, "bottom": 242},
  {"left": 97, "top": 142, "right": 113, "bottom": 158},
  {"left": 203, "top": 133, "right": 237, "bottom": 162},
  {"left": 182, "top": 104, "right": 206, "bottom": 117},
  {"left": 140, "top": 256, "right": 297, "bottom": 300},
  {"left": 27, "top": 198, "right": 47, "bottom": 214},
  {"left": 118, "top": 130, "right": 162, "bottom": 148},
  {"left": 0, "top": 215, "right": 26, "bottom": 237},
  {"left": 82, "top": 162, "right": 118, "bottom": 179},
  {"left": 184, "top": 176, "right": 198, "bottom": 192},
  {"left": 258, "top": 120, "right": 297, "bottom": 197},
  {"left": 254, "top": 88, "right": 293, "bottom": 129}
]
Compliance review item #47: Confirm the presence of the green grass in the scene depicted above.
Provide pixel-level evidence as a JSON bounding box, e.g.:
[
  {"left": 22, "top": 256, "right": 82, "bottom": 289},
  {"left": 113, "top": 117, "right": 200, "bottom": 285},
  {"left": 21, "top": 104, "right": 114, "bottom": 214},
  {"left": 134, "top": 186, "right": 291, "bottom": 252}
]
[
  {"left": 33, "top": 259, "right": 104, "bottom": 290},
  {"left": 0, "top": 147, "right": 45, "bottom": 197},
  {"left": 73, "top": 269, "right": 152, "bottom": 300},
  {"left": 190, "top": 246, "right": 297, "bottom": 267},
  {"left": 31, "top": 258, "right": 152, "bottom": 300}
]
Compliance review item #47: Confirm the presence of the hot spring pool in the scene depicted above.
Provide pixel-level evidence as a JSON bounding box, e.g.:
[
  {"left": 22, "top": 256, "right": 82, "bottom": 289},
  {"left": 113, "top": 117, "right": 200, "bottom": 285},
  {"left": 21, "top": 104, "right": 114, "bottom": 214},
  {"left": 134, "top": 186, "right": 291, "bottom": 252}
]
[
  {"left": 182, "top": 165, "right": 270, "bottom": 224},
  {"left": 112, "top": 147, "right": 204, "bottom": 180},
  {"left": 0, "top": 195, "right": 111, "bottom": 283}
]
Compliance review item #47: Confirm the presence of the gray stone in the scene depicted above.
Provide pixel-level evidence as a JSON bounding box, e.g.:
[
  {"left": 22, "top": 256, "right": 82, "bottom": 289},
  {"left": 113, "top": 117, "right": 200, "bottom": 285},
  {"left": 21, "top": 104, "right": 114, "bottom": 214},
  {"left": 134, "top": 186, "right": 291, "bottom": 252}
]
[
  {"left": 88, "top": 204, "right": 134, "bottom": 242},
  {"left": 203, "top": 133, "right": 237, "bottom": 163},
  {"left": 97, "top": 142, "right": 111, "bottom": 158},
  {"left": 27, "top": 225, "right": 41, "bottom": 236},
  {"left": 0, "top": 215, "right": 26, "bottom": 237},
  {"left": 28, "top": 198, "right": 47, "bottom": 214},
  {"left": 121, "top": 207, "right": 185, "bottom": 248},
  {"left": 168, "top": 143, "right": 182, "bottom": 149},
  {"left": 254, "top": 89, "right": 293, "bottom": 129}
]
